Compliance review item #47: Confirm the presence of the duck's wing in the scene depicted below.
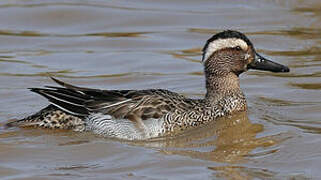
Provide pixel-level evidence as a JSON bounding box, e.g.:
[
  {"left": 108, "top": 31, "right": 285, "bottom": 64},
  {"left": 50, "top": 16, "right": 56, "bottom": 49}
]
[{"left": 30, "top": 77, "right": 186, "bottom": 121}]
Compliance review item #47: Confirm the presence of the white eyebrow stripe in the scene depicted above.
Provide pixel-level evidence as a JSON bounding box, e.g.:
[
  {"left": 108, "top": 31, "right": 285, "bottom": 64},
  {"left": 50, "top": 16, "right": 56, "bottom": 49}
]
[{"left": 202, "top": 38, "right": 248, "bottom": 62}]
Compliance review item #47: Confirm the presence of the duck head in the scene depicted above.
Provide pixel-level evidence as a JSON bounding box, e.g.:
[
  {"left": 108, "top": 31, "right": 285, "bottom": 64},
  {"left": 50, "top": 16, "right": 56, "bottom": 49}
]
[{"left": 202, "top": 30, "right": 290, "bottom": 76}]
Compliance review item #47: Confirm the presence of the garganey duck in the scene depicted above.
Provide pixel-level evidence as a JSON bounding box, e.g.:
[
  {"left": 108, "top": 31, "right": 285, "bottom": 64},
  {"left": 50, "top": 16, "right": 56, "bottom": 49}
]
[{"left": 6, "top": 30, "right": 290, "bottom": 140}]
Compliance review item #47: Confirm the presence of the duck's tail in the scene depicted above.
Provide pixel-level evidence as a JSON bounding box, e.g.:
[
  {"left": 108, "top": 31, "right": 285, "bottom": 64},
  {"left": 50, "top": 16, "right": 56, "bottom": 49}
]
[{"left": 5, "top": 105, "right": 86, "bottom": 131}]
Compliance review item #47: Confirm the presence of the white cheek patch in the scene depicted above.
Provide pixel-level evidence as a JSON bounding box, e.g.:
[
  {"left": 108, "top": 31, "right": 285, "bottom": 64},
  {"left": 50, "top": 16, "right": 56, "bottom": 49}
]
[{"left": 202, "top": 38, "right": 248, "bottom": 62}]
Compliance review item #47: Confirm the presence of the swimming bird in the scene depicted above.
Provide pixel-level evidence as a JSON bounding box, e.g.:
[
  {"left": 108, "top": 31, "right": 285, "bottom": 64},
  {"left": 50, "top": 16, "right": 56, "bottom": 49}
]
[{"left": 5, "top": 30, "right": 290, "bottom": 140}]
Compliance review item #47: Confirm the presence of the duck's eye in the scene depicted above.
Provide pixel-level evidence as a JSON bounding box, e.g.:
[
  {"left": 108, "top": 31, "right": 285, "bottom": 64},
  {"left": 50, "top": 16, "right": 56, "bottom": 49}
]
[{"left": 235, "top": 46, "right": 242, "bottom": 51}]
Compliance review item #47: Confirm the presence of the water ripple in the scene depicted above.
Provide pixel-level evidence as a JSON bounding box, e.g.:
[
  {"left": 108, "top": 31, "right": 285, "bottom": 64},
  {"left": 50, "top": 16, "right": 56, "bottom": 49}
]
[{"left": 0, "top": 29, "right": 151, "bottom": 38}]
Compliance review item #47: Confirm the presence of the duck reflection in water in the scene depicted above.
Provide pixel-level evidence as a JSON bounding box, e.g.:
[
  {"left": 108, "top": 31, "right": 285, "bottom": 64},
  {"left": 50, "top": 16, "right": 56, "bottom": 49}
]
[
  {"left": 140, "top": 111, "right": 285, "bottom": 163},
  {"left": 138, "top": 111, "right": 289, "bottom": 179}
]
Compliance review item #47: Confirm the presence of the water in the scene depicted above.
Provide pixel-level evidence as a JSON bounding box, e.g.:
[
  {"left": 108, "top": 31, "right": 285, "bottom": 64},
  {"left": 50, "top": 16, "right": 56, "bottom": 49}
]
[{"left": 0, "top": 0, "right": 320, "bottom": 179}]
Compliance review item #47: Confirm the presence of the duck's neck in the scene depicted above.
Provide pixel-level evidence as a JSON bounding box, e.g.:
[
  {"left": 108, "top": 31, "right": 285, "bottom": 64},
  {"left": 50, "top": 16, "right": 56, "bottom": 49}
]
[{"left": 205, "top": 72, "right": 243, "bottom": 104}]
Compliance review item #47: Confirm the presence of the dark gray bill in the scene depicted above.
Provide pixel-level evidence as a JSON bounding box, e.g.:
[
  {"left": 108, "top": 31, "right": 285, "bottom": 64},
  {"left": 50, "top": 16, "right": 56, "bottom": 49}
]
[{"left": 248, "top": 53, "right": 290, "bottom": 72}]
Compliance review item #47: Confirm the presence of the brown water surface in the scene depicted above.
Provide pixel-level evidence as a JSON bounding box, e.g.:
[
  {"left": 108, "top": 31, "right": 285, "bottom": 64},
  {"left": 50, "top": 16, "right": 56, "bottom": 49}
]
[{"left": 0, "top": 0, "right": 320, "bottom": 179}]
